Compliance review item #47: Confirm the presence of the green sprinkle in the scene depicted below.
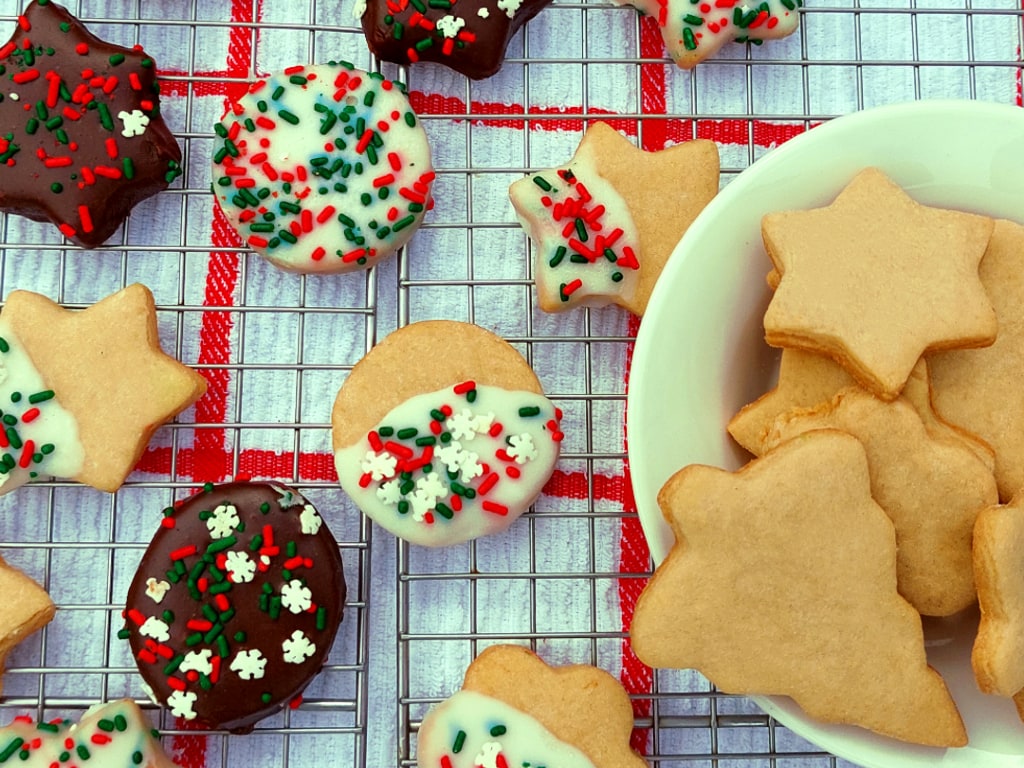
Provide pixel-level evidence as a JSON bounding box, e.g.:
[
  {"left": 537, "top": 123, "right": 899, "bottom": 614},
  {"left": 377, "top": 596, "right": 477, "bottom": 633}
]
[
  {"left": 611, "top": 272, "right": 624, "bottom": 282},
  {"left": 0, "top": 737, "right": 24, "bottom": 761},
  {"left": 683, "top": 27, "right": 698, "bottom": 50},
  {"left": 453, "top": 730, "right": 466, "bottom": 753},
  {"left": 0, "top": 338, "right": 8, "bottom": 354},
  {"left": 397, "top": 427, "right": 418, "bottom": 439},
  {"left": 28, "top": 390, "right": 53, "bottom": 404},
  {"left": 683, "top": 13, "right": 704, "bottom": 23},
  {"left": 435, "top": 503, "right": 454, "bottom": 519},
  {"left": 518, "top": 406, "right": 541, "bottom": 417},
  {"left": 490, "top": 725, "right": 507, "bottom": 737},
  {"left": 109, "top": 53, "right": 126, "bottom": 65},
  {"left": 532, "top": 175, "right": 553, "bottom": 191},
  {"left": 279, "top": 109, "right": 300, "bottom": 125}
]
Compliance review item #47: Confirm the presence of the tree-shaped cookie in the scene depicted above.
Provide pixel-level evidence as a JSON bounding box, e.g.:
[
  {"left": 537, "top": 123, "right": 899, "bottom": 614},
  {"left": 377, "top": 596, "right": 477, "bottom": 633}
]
[{"left": 630, "top": 430, "right": 966, "bottom": 746}]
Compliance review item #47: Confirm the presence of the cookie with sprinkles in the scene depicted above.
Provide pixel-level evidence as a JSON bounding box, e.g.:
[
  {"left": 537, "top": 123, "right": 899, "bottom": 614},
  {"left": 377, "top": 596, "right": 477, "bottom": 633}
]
[
  {"left": 611, "top": 0, "right": 802, "bottom": 68},
  {"left": 121, "top": 482, "right": 346, "bottom": 733},
  {"left": 359, "top": 0, "right": 553, "bottom": 79},
  {"left": 0, "top": 0, "right": 183, "bottom": 247},
  {"left": 510, "top": 121, "right": 719, "bottom": 315},
  {"left": 0, "top": 700, "right": 178, "bottom": 768},
  {"left": 332, "top": 320, "right": 563, "bottom": 547},
  {"left": 212, "top": 61, "right": 435, "bottom": 274},
  {"left": 417, "top": 645, "right": 648, "bottom": 768},
  {"left": 0, "top": 283, "right": 207, "bottom": 494}
]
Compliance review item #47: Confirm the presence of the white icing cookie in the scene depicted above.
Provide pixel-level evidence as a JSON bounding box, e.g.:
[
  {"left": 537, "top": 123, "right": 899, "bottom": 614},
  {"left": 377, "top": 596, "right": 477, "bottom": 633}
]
[
  {"left": 417, "top": 690, "right": 597, "bottom": 768},
  {"left": 212, "top": 61, "right": 435, "bottom": 274},
  {"left": 510, "top": 160, "right": 641, "bottom": 311},
  {"left": 335, "top": 382, "right": 562, "bottom": 547}
]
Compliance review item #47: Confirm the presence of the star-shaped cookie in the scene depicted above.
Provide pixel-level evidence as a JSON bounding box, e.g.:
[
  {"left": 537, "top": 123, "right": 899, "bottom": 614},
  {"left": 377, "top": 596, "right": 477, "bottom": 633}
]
[
  {"left": 762, "top": 167, "right": 996, "bottom": 400},
  {"left": 929, "top": 219, "right": 1024, "bottom": 502},
  {"left": 0, "top": 283, "right": 207, "bottom": 492},
  {"left": 0, "top": 554, "right": 54, "bottom": 694},
  {"left": 510, "top": 121, "right": 719, "bottom": 315},
  {"left": 973, "top": 496, "right": 1024, "bottom": 720},
  {"left": 612, "top": 0, "right": 802, "bottom": 68},
  {"left": 0, "top": 0, "right": 183, "bottom": 247},
  {"left": 630, "top": 430, "right": 966, "bottom": 746},
  {"left": 359, "top": 0, "right": 553, "bottom": 79}
]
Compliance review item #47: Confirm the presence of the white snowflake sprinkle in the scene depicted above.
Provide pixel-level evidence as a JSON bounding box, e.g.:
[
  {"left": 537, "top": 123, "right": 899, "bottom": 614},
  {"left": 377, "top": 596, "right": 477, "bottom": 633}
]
[
  {"left": 376, "top": 478, "right": 402, "bottom": 506},
  {"left": 139, "top": 616, "right": 170, "bottom": 643},
  {"left": 179, "top": 649, "right": 214, "bottom": 677},
  {"left": 477, "top": 6, "right": 490, "bottom": 16},
  {"left": 410, "top": 488, "right": 435, "bottom": 522},
  {"left": 167, "top": 690, "right": 198, "bottom": 720},
  {"left": 496, "top": 0, "right": 522, "bottom": 16},
  {"left": 230, "top": 648, "right": 267, "bottom": 680},
  {"left": 282, "top": 630, "right": 316, "bottom": 664},
  {"left": 361, "top": 450, "right": 398, "bottom": 481},
  {"left": 507, "top": 433, "right": 538, "bottom": 464},
  {"left": 299, "top": 503, "right": 323, "bottom": 535},
  {"left": 435, "top": 440, "right": 465, "bottom": 472},
  {"left": 281, "top": 579, "right": 313, "bottom": 614},
  {"left": 118, "top": 108, "right": 150, "bottom": 137},
  {"left": 145, "top": 577, "right": 170, "bottom": 604},
  {"left": 446, "top": 409, "right": 479, "bottom": 441},
  {"left": 272, "top": 484, "right": 304, "bottom": 507},
  {"left": 206, "top": 503, "right": 240, "bottom": 539},
  {"left": 353, "top": 0, "right": 368, "bottom": 17},
  {"left": 475, "top": 742, "right": 504, "bottom": 768},
  {"left": 473, "top": 411, "right": 495, "bottom": 435},
  {"left": 225, "top": 550, "right": 256, "bottom": 583},
  {"left": 416, "top": 471, "right": 448, "bottom": 500},
  {"left": 435, "top": 14, "right": 466, "bottom": 38},
  {"left": 457, "top": 451, "right": 483, "bottom": 482}
]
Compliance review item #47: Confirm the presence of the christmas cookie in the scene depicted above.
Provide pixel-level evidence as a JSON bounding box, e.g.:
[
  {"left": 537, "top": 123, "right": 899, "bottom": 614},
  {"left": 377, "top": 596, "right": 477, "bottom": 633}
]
[
  {"left": 630, "top": 431, "right": 966, "bottom": 747},
  {"left": 359, "top": 0, "right": 553, "bottom": 79},
  {"left": 0, "top": 0, "right": 183, "bottom": 247},
  {"left": 510, "top": 122, "right": 718, "bottom": 315},
  {"left": 417, "top": 644, "right": 647, "bottom": 768},
  {"left": 0, "top": 554, "right": 54, "bottom": 695},
  {"left": 762, "top": 167, "right": 996, "bottom": 401},
  {"left": 612, "top": 0, "right": 802, "bottom": 68},
  {"left": 212, "top": 61, "right": 435, "bottom": 274},
  {"left": 332, "top": 321, "right": 563, "bottom": 547},
  {"left": 120, "top": 481, "right": 346, "bottom": 732},
  {"left": 0, "top": 283, "right": 207, "bottom": 494},
  {"left": 0, "top": 700, "right": 177, "bottom": 768}
]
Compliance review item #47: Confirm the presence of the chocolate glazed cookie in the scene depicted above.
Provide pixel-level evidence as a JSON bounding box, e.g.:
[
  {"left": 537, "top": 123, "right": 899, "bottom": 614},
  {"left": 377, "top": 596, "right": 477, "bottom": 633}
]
[
  {"left": 359, "top": 0, "right": 553, "bottom": 79},
  {"left": 121, "top": 482, "right": 346, "bottom": 733},
  {"left": 0, "top": 0, "right": 182, "bottom": 247}
]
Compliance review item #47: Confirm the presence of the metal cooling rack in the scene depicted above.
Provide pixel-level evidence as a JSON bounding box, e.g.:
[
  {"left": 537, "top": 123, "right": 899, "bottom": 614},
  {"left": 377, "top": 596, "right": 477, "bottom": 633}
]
[{"left": 0, "top": 1, "right": 1017, "bottom": 767}]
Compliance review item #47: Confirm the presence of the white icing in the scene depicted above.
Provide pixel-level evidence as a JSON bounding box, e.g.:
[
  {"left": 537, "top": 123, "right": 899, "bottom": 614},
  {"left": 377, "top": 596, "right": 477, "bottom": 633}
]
[
  {"left": 0, "top": 320, "right": 84, "bottom": 495},
  {"left": 118, "top": 108, "right": 150, "bottom": 137},
  {"left": 416, "top": 690, "right": 597, "bottom": 768},
  {"left": 509, "top": 159, "right": 642, "bottom": 312},
  {"left": 282, "top": 629, "right": 316, "bottom": 664},
  {"left": 335, "top": 383, "right": 561, "bottom": 547},
  {"left": 212, "top": 64, "right": 435, "bottom": 274},
  {"left": 0, "top": 700, "right": 174, "bottom": 767}
]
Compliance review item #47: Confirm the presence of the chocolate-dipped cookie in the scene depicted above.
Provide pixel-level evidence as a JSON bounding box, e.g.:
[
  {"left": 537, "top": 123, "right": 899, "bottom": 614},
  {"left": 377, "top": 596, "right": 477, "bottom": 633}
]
[
  {"left": 0, "top": 0, "right": 183, "bottom": 247},
  {"left": 358, "top": 0, "right": 553, "bottom": 79},
  {"left": 121, "top": 482, "right": 346, "bottom": 733}
]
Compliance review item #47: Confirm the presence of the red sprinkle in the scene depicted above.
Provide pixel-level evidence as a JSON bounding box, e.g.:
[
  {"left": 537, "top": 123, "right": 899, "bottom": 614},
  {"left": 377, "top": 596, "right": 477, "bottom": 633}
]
[
  {"left": 482, "top": 501, "right": 509, "bottom": 516},
  {"left": 20, "top": 407, "right": 39, "bottom": 423}
]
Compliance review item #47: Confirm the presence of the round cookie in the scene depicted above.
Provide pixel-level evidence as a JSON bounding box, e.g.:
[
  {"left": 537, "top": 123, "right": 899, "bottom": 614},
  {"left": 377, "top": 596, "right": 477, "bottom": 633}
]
[
  {"left": 121, "top": 481, "right": 346, "bottom": 732},
  {"left": 0, "top": 0, "right": 183, "bottom": 247},
  {"left": 212, "top": 61, "right": 435, "bottom": 274},
  {"left": 332, "top": 321, "right": 564, "bottom": 547}
]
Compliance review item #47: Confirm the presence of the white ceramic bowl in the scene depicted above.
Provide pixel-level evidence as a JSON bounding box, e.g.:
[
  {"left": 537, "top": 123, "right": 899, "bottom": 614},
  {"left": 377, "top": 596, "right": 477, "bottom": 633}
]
[{"left": 626, "top": 99, "right": 1024, "bottom": 768}]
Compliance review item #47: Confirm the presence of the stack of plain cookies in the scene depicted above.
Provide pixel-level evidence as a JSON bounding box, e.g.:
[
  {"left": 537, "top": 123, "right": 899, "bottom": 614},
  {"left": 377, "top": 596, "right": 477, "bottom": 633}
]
[{"left": 630, "top": 166, "right": 1024, "bottom": 747}]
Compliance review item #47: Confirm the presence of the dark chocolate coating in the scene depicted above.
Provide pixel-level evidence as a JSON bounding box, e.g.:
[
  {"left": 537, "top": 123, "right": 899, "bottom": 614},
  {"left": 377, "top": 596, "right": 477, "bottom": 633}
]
[
  {"left": 123, "top": 482, "right": 346, "bottom": 733},
  {"left": 0, "top": 0, "right": 183, "bottom": 247},
  {"left": 360, "top": 0, "right": 553, "bottom": 79}
]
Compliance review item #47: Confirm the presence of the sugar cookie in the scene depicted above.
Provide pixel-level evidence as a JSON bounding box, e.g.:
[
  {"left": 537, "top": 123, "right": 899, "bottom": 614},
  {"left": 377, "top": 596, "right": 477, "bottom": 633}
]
[
  {"left": 762, "top": 167, "right": 996, "bottom": 400},
  {"left": 0, "top": 554, "right": 54, "bottom": 695},
  {"left": 121, "top": 481, "right": 346, "bottom": 732},
  {"left": 0, "top": 0, "right": 183, "bottom": 247},
  {"left": 332, "top": 321, "right": 563, "bottom": 547},
  {"left": 510, "top": 122, "right": 718, "bottom": 315},
  {"left": 212, "top": 61, "right": 435, "bottom": 274},
  {"left": 630, "top": 430, "right": 966, "bottom": 747},
  {"left": 417, "top": 645, "right": 647, "bottom": 768},
  {"left": 0, "top": 283, "right": 206, "bottom": 493},
  {"left": 0, "top": 700, "right": 177, "bottom": 767}
]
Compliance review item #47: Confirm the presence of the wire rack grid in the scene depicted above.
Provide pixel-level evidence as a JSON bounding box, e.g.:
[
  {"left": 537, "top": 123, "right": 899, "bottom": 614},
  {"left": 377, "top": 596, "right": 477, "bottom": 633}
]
[{"left": 0, "top": 0, "right": 1017, "bottom": 767}]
